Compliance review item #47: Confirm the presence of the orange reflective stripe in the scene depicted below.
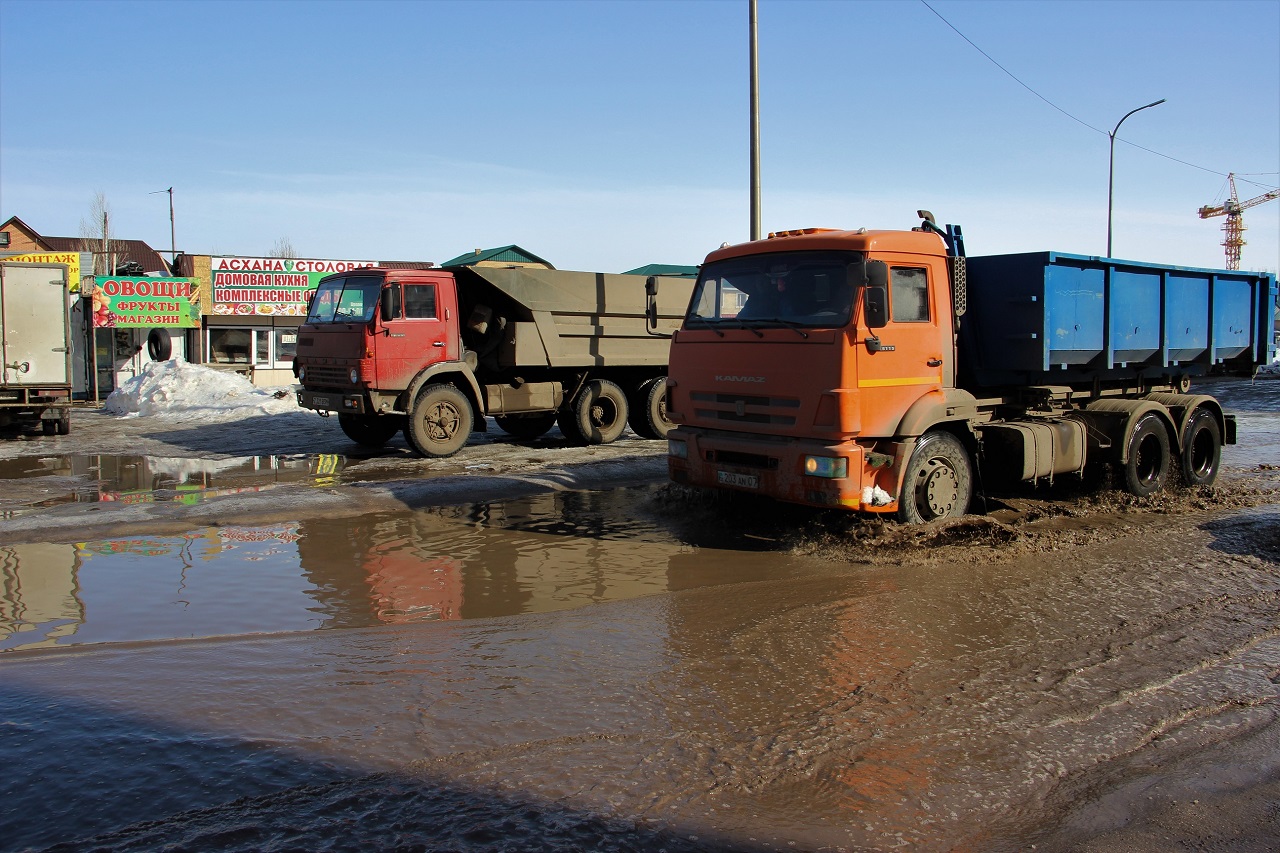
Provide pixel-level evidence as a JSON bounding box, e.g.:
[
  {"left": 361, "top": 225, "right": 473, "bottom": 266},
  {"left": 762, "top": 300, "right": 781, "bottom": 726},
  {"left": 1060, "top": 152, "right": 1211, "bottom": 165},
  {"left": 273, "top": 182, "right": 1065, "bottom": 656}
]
[{"left": 856, "top": 376, "right": 939, "bottom": 388}]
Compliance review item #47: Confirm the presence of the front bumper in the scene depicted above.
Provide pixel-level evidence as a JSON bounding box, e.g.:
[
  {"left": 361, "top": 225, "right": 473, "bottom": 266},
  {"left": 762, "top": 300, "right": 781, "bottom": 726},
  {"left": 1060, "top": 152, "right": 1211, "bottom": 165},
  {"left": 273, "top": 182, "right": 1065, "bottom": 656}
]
[{"left": 297, "top": 388, "right": 366, "bottom": 415}]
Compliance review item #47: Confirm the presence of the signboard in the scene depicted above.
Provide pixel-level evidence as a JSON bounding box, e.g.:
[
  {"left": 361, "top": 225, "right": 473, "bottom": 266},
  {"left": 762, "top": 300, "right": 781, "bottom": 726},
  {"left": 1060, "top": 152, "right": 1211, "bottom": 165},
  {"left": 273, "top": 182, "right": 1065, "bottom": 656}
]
[
  {"left": 211, "top": 257, "right": 378, "bottom": 318},
  {"left": 87, "top": 276, "right": 202, "bottom": 328},
  {"left": 5, "top": 251, "right": 83, "bottom": 292}
]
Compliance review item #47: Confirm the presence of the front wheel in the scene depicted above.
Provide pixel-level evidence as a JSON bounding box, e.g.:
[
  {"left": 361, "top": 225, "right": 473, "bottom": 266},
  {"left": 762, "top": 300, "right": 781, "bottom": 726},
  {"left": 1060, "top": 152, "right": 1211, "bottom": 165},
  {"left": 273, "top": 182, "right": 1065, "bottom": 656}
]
[
  {"left": 1180, "top": 407, "right": 1221, "bottom": 487},
  {"left": 897, "top": 431, "right": 974, "bottom": 523},
  {"left": 558, "top": 379, "right": 628, "bottom": 445},
  {"left": 1119, "top": 412, "right": 1172, "bottom": 497},
  {"left": 405, "top": 384, "right": 473, "bottom": 458},
  {"left": 338, "top": 413, "right": 401, "bottom": 448}
]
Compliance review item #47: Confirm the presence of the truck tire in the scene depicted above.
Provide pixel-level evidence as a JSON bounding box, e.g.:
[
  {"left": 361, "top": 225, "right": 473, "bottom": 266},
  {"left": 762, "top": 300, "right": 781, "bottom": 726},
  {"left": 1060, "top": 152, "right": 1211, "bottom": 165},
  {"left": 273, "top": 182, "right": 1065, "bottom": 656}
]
[
  {"left": 338, "top": 413, "right": 401, "bottom": 448},
  {"left": 494, "top": 413, "right": 557, "bottom": 440},
  {"left": 1180, "top": 407, "right": 1221, "bottom": 487},
  {"left": 56, "top": 415, "right": 70, "bottom": 436},
  {"left": 147, "top": 328, "right": 172, "bottom": 361},
  {"left": 1119, "top": 412, "right": 1172, "bottom": 497},
  {"left": 897, "top": 431, "right": 973, "bottom": 524},
  {"left": 405, "top": 384, "right": 473, "bottom": 458},
  {"left": 558, "top": 379, "right": 628, "bottom": 445},
  {"left": 627, "top": 377, "right": 673, "bottom": 440},
  {"left": 42, "top": 420, "right": 56, "bottom": 436}
]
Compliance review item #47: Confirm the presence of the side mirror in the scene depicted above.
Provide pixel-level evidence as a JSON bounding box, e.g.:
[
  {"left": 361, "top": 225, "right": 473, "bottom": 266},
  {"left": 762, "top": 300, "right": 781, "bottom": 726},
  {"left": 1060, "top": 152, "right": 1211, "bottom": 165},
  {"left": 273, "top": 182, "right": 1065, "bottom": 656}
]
[
  {"left": 864, "top": 260, "right": 889, "bottom": 329},
  {"left": 645, "top": 276, "right": 659, "bottom": 331},
  {"left": 380, "top": 285, "right": 401, "bottom": 322}
]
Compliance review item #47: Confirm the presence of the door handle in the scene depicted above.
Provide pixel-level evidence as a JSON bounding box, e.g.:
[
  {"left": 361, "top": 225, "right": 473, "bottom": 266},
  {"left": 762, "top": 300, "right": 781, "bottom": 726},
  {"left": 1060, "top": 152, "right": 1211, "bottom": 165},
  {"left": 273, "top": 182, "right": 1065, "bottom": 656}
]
[
  {"left": 432, "top": 341, "right": 445, "bottom": 347},
  {"left": 927, "top": 358, "right": 943, "bottom": 367}
]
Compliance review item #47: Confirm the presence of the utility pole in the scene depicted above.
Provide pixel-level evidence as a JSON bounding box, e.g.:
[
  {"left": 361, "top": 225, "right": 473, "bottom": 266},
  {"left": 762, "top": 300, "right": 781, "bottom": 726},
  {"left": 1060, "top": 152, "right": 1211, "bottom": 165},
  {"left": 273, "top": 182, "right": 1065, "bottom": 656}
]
[
  {"left": 749, "top": 0, "right": 760, "bottom": 241},
  {"left": 151, "top": 187, "right": 176, "bottom": 266}
]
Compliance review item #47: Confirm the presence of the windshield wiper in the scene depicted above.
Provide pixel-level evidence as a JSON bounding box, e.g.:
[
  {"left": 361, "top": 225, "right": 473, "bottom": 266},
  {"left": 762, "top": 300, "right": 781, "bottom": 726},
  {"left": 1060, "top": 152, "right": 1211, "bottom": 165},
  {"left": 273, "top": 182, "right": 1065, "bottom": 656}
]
[
  {"left": 685, "top": 317, "right": 726, "bottom": 337},
  {"left": 747, "top": 318, "right": 809, "bottom": 338}
]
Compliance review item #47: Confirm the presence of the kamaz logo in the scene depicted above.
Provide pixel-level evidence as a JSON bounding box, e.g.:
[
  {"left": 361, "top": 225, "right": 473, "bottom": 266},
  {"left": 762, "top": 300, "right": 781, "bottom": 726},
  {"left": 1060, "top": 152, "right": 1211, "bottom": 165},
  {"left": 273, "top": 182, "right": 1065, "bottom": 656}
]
[{"left": 715, "top": 375, "right": 766, "bottom": 383}]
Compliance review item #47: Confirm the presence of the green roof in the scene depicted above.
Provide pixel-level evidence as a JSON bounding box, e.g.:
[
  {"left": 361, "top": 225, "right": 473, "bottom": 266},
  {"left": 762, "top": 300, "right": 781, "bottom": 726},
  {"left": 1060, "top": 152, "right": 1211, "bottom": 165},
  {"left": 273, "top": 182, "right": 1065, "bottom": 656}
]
[
  {"left": 621, "top": 263, "right": 699, "bottom": 278},
  {"left": 440, "top": 245, "right": 554, "bottom": 269}
]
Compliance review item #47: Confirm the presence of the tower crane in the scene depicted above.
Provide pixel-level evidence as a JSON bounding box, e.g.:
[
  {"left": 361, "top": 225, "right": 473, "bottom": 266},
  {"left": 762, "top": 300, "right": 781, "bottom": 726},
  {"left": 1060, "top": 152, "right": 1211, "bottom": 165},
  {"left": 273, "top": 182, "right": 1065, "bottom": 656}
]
[{"left": 1197, "top": 173, "right": 1280, "bottom": 270}]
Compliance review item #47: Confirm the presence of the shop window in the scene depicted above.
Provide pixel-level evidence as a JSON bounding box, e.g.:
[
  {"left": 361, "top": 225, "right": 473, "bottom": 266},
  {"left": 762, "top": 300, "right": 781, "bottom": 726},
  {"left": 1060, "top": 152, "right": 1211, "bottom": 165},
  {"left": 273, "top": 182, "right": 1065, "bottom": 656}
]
[
  {"left": 275, "top": 329, "right": 297, "bottom": 363},
  {"left": 209, "top": 328, "right": 253, "bottom": 364}
]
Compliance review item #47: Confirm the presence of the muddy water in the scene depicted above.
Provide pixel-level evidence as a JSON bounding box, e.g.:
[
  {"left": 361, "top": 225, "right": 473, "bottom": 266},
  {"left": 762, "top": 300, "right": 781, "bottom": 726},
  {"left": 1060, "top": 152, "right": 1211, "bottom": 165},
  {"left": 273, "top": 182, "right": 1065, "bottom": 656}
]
[
  {"left": 0, "top": 377, "right": 1277, "bottom": 851},
  {"left": 1, "top": 488, "right": 813, "bottom": 652}
]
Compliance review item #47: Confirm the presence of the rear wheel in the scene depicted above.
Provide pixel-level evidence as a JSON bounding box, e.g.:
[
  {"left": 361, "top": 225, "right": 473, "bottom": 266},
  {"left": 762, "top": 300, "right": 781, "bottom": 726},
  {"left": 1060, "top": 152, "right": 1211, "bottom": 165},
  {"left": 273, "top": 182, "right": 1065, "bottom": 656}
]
[
  {"left": 558, "top": 379, "right": 628, "bottom": 445},
  {"left": 1180, "top": 407, "right": 1221, "bottom": 486},
  {"left": 897, "top": 431, "right": 973, "bottom": 524},
  {"left": 627, "top": 376, "right": 673, "bottom": 440},
  {"left": 405, "top": 384, "right": 473, "bottom": 458},
  {"left": 338, "top": 413, "right": 401, "bottom": 448},
  {"left": 494, "top": 412, "right": 557, "bottom": 440},
  {"left": 41, "top": 420, "right": 56, "bottom": 436},
  {"left": 56, "top": 416, "right": 70, "bottom": 436},
  {"left": 1119, "top": 412, "right": 1172, "bottom": 497}
]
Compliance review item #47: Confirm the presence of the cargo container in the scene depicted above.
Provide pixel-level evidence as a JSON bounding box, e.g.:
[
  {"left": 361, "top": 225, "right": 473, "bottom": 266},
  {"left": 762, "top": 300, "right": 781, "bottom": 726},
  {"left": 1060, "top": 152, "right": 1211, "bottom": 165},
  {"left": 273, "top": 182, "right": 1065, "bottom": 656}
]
[{"left": 1, "top": 261, "right": 73, "bottom": 436}]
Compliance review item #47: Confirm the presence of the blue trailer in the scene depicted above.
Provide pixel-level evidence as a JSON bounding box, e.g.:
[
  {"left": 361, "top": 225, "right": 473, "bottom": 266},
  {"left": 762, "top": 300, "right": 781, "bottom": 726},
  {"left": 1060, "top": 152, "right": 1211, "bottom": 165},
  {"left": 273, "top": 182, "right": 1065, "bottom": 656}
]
[{"left": 959, "top": 252, "right": 1275, "bottom": 390}]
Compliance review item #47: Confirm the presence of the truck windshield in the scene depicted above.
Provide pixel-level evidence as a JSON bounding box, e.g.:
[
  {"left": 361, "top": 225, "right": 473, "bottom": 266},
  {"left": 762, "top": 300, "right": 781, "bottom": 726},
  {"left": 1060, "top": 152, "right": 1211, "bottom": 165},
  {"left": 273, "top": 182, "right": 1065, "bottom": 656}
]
[
  {"left": 305, "top": 277, "right": 383, "bottom": 324},
  {"left": 687, "top": 251, "right": 860, "bottom": 329}
]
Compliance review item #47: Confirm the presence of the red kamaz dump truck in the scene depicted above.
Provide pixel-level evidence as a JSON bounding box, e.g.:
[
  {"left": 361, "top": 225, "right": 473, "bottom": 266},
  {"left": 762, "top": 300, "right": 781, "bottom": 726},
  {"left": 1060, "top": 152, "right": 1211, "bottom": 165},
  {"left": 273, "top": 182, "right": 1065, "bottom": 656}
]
[
  {"left": 295, "top": 265, "right": 693, "bottom": 456},
  {"left": 648, "top": 213, "right": 1277, "bottom": 522}
]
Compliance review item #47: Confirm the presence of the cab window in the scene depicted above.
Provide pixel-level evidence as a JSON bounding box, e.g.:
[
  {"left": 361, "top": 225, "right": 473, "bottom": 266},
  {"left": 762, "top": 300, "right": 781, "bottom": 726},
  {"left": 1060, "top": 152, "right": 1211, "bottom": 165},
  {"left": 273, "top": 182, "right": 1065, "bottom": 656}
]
[
  {"left": 404, "top": 284, "right": 437, "bottom": 319},
  {"left": 890, "top": 267, "right": 930, "bottom": 322}
]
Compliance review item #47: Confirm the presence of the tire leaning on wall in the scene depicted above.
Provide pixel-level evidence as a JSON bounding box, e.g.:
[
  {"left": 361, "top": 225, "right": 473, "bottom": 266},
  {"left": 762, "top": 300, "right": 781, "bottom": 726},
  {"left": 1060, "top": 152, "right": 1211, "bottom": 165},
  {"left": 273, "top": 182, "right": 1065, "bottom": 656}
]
[{"left": 147, "top": 328, "right": 172, "bottom": 361}]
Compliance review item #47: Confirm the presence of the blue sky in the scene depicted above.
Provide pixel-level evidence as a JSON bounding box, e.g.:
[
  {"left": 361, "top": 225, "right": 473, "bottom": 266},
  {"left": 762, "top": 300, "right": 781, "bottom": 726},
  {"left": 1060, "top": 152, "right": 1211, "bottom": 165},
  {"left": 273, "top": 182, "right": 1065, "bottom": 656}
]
[{"left": 2, "top": 0, "right": 1277, "bottom": 274}]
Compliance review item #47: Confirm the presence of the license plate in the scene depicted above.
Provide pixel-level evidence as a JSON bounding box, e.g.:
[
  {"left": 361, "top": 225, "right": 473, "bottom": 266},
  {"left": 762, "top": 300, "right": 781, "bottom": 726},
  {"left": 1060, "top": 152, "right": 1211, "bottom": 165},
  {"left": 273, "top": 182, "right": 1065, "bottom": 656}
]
[
  {"left": 717, "top": 470, "right": 759, "bottom": 489},
  {"left": 309, "top": 394, "right": 333, "bottom": 410}
]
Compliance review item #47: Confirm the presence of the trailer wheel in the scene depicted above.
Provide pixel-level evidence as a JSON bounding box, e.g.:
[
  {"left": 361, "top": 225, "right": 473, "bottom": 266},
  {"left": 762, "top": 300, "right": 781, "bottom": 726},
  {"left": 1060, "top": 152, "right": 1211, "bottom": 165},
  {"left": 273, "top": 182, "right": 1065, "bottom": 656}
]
[
  {"left": 627, "top": 377, "right": 673, "bottom": 440},
  {"left": 1180, "top": 407, "right": 1221, "bottom": 487},
  {"left": 406, "top": 384, "right": 473, "bottom": 458},
  {"left": 42, "top": 420, "right": 56, "bottom": 436},
  {"left": 338, "top": 413, "right": 401, "bottom": 448},
  {"left": 559, "top": 379, "right": 628, "bottom": 445},
  {"left": 56, "top": 416, "right": 70, "bottom": 436},
  {"left": 494, "top": 413, "right": 557, "bottom": 440},
  {"left": 897, "top": 431, "right": 973, "bottom": 524},
  {"left": 1119, "top": 412, "right": 1172, "bottom": 497}
]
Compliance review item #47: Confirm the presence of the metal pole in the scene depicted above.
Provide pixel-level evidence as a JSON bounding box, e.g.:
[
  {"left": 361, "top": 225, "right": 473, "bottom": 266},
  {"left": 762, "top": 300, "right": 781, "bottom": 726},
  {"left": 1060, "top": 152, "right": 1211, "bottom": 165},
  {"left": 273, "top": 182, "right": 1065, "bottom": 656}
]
[
  {"left": 1106, "top": 98, "right": 1165, "bottom": 258},
  {"left": 749, "top": 0, "right": 760, "bottom": 241},
  {"left": 167, "top": 188, "right": 175, "bottom": 262}
]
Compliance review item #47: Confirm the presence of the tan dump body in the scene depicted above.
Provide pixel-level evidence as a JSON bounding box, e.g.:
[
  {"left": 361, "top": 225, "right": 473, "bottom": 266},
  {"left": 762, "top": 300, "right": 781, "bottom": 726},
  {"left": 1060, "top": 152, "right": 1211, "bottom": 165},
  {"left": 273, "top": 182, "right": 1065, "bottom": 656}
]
[{"left": 452, "top": 267, "right": 694, "bottom": 370}]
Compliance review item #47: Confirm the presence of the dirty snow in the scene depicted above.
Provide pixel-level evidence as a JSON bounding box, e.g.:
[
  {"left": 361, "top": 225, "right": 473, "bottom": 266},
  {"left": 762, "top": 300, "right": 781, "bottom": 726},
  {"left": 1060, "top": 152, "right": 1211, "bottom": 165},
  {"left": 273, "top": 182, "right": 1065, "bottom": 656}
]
[{"left": 105, "top": 360, "right": 299, "bottom": 421}]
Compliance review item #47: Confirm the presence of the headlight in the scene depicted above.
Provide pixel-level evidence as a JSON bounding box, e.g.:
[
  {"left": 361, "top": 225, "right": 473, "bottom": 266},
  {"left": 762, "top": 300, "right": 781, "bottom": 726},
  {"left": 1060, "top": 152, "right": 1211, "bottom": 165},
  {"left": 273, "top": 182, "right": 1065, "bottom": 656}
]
[
  {"left": 668, "top": 438, "right": 688, "bottom": 460},
  {"left": 349, "top": 367, "right": 360, "bottom": 384},
  {"left": 803, "top": 455, "right": 847, "bottom": 478},
  {"left": 298, "top": 365, "right": 307, "bottom": 382}
]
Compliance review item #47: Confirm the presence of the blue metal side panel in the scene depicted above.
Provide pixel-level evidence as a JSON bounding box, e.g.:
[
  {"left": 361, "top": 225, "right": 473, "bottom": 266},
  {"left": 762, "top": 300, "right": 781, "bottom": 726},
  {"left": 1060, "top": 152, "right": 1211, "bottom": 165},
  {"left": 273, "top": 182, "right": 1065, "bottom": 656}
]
[
  {"left": 1165, "top": 273, "right": 1208, "bottom": 363},
  {"left": 1213, "top": 276, "right": 1253, "bottom": 360},
  {"left": 1108, "top": 269, "right": 1161, "bottom": 365},
  {"left": 1045, "top": 263, "right": 1103, "bottom": 365}
]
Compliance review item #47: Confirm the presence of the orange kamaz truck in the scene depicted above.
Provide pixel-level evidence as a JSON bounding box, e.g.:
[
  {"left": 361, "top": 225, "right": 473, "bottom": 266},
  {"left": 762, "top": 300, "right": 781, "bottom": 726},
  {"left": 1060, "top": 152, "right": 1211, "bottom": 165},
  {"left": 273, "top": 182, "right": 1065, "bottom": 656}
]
[{"left": 650, "top": 213, "right": 1277, "bottom": 522}]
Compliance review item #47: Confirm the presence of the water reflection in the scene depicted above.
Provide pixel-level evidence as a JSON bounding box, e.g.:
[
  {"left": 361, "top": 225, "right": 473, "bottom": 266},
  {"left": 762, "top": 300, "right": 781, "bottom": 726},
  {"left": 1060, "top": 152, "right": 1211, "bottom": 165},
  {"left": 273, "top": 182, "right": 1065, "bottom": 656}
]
[
  {"left": 1, "top": 488, "right": 826, "bottom": 653},
  {"left": 0, "top": 453, "right": 346, "bottom": 514}
]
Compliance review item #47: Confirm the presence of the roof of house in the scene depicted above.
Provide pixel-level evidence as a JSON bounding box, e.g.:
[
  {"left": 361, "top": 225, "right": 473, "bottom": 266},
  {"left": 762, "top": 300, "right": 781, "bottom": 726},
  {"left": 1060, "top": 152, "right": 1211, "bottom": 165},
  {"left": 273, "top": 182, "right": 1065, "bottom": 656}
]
[
  {"left": 440, "top": 245, "right": 555, "bottom": 269},
  {"left": 621, "top": 263, "right": 700, "bottom": 278},
  {"left": 2, "top": 216, "right": 171, "bottom": 274}
]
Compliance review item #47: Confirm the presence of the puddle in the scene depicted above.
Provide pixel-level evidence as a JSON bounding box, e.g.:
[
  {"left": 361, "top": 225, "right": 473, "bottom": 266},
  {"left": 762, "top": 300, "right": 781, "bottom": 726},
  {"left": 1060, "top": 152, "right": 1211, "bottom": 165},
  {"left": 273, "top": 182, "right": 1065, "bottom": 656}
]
[
  {"left": 0, "top": 453, "right": 347, "bottom": 514},
  {"left": 0, "top": 487, "right": 816, "bottom": 652}
]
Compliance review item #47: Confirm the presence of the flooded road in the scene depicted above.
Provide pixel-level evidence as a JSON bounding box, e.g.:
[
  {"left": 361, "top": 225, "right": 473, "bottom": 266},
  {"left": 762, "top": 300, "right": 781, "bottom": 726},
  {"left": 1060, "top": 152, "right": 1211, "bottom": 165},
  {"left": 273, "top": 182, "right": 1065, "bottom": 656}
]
[{"left": 1, "top": 377, "right": 1278, "bottom": 851}]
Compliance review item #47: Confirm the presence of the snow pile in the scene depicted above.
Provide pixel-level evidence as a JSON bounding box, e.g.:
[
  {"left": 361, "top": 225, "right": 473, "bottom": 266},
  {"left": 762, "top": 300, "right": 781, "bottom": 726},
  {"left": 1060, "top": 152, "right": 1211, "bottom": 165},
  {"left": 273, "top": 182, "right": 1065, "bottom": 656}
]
[{"left": 105, "top": 360, "right": 299, "bottom": 421}]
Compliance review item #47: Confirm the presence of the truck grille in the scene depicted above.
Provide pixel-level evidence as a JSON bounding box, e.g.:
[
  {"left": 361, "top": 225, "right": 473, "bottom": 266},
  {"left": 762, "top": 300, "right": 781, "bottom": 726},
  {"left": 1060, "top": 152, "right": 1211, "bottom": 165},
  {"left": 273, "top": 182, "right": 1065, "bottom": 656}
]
[
  {"left": 690, "top": 392, "right": 800, "bottom": 426},
  {"left": 304, "top": 365, "right": 352, "bottom": 387}
]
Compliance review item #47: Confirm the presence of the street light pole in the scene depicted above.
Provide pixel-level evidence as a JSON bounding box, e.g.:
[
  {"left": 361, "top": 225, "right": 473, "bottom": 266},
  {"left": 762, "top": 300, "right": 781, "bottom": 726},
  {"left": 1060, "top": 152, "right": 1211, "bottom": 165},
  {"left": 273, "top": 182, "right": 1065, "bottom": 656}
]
[{"left": 1107, "top": 99, "right": 1165, "bottom": 258}]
